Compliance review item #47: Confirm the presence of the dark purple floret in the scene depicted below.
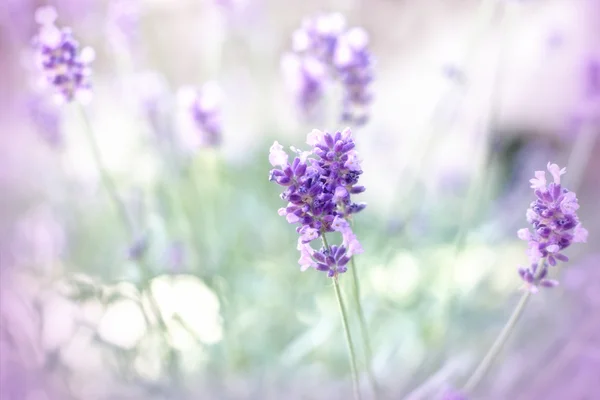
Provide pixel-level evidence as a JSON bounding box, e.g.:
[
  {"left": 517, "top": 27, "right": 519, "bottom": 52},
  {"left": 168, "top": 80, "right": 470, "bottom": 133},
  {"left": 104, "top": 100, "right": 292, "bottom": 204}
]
[
  {"left": 269, "top": 128, "right": 365, "bottom": 276},
  {"left": 313, "top": 245, "right": 350, "bottom": 277},
  {"left": 517, "top": 163, "right": 587, "bottom": 291}
]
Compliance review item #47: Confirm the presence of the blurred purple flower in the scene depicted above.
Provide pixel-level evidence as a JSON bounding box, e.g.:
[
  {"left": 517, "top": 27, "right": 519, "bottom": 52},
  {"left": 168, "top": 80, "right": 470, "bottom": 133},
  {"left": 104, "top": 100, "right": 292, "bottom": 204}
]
[
  {"left": 106, "top": 0, "right": 141, "bottom": 48},
  {"left": 31, "top": 6, "right": 95, "bottom": 104},
  {"left": 269, "top": 128, "right": 365, "bottom": 277},
  {"left": 585, "top": 57, "right": 600, "bottom": 100},
  {"left": 178, "top": 82, "right": 223, "bottom": 148},
  {"left": 517, "top": 163, "right": 587, "bottom": 291},
  {"left": 566, "top": 56, "right": 600, "bottom": 136},
  {"left": 132, "top": 71, "right": 172, "bottom": 138},
  {"left": 127, "top": 234, "right": 148, "bottom": 261},
  {"left": 283, "top": 13, "right": 374, "bottom": 126},
  {"left": 334, "top": 26, "right": 374, "bottom": 125},
  {"left": 281, "top": 54, "right": 327, "bottom": 119}
]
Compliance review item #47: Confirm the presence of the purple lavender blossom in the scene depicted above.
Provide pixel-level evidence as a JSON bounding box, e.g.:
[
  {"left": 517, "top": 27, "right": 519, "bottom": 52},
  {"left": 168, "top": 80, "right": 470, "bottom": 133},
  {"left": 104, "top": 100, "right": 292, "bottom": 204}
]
[
  {"left": 32, "top": 6, "right": 95, "bottom": 104},
  {"left": 178, "top": 82, "right": 223, "bottom": 148},
  {"left": 283, "top": 13, "right": 374, "bottom": 126},
  {"left": 269, "top": 128, "right": 365, "bottom": 277},
  {"left": 517, "top": 163, "right": 588, "bottom": 291}
]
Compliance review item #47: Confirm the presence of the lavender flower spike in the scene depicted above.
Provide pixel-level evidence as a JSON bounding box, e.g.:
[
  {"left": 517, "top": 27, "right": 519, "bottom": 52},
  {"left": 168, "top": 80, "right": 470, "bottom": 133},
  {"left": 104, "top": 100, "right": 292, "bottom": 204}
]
[
  {"left": 269, "top": 128, "right": 366, "bottom": 277},
  {"left": 32, "top": 6, "right": 95, "bottom": 104},
  {"left": 517, "top": 162, "right": 588, "bottom": 292}
]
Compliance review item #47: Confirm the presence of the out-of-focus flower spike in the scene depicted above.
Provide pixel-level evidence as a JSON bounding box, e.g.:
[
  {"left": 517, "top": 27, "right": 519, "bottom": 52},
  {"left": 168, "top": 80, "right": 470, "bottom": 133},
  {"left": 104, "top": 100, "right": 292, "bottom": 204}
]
[
  {"left": 177, "top": 82, "right": 223, "bottom": 148},
  {"left": 283, "top": 13, "right": 374, "bottom": 125},
  {"left": 32, "top": 7, "right": 95, "bottom": 103}
]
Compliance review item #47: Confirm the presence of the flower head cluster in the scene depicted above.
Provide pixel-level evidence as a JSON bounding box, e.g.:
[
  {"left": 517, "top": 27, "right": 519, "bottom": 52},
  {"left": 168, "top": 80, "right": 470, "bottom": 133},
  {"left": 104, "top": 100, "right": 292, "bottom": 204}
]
[
  {"left": 282, "top": 13, "right": 374, "bottom": 126},
  {"left": 32, "top": 6, "right": 95, "bottom": 104},
  {"left": 517, "top": 163, "right": 588, "bottom": 291},
  {"left": 269, "top": 128, "right": 366, "bottom": 277},
  {"left": 177, "top": 82, "right": 223, "bottom": 148}
]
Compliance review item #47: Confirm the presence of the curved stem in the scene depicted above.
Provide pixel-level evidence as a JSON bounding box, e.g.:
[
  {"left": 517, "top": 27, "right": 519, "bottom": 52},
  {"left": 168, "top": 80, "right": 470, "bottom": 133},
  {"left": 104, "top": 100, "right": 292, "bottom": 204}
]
[
  {"left": 462, "top": 290, "right": 531, "bottom": 393},
  {"left": 77, "top": 104, "right": 133, "bottom": 235},
  {"left": 350, "top": 257, "right": 379, "bottom": 399},
  {"left": 333, "top": 276, "right": 362, "bottom": 400}
]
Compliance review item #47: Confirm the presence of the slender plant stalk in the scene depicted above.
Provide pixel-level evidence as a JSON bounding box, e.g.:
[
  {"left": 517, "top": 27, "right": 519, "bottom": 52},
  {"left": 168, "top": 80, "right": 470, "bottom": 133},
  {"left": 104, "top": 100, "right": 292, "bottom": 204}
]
[
  {"left": 438, "top": 1, "right": 517, "bottom": 338},
  {"left": 350, "top": 251, "right": 379, "bottom": 399},
  {"left": 345, "top": 216, "right": 378, "bottom": 397},
  {"left": 77, "top": 104, "right": 172, "bottom": 343},
  {"left": 334, "top": 276, "right": 362, "bottom": 400},
  {"left": 384, "top": 0, "right": 499, "bottom": 218},
  {"left": 322, "top": 235, "right": 361, "bottom": 400},
  {"left": 566, "top": 123, "right": 597, "bottom": 192},
  {"left": 463, "top": 12, "right": 592, "bottom": 389},
  {"left": 77, "top": 104, "right": 133, "bottom": 234},
  {"left": 462, "top": 290, "right": 531, "bottom": 393}
]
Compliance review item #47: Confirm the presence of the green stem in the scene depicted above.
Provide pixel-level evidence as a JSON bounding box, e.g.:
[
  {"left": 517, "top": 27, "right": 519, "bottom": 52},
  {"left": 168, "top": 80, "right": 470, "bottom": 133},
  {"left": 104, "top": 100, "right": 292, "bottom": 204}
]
[
  {"left": 77, "top": 104, "right": 133, "bottom": 235},
  {"left": 333, "top": 276, "right": 362, "bottom": 400},
  {"left": 350, "top": 254, "right": 379, "bottom": 399},
  {"left": 77, "top": 104, "right": 176, "bottom": 368},
  {"left": 462, "top": 290, "right": 531, "bottom": 393},
  {"left": 322, "top": 235, "right": 361, "bottom": 400}
]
